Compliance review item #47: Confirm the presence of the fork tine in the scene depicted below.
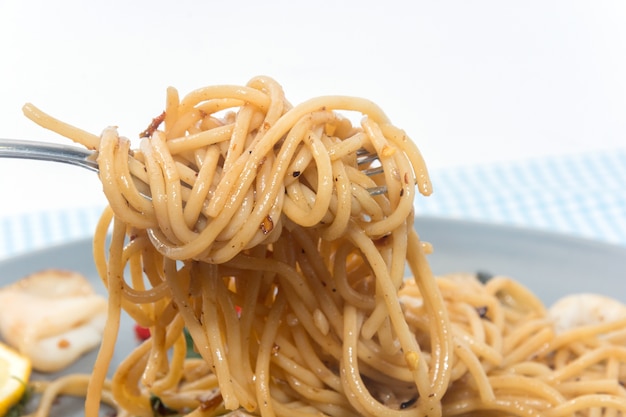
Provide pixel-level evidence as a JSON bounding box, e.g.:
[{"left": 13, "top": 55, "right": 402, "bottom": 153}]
[
  {"left": 355, "top": 148, "right": 387, "bottom": 195},
  {"left": 360, "top": 166, "right": 384, "bottom": 177},
  {"left": 356, "top": 148, "right": 379, "bottom": 166},
  {"left": 356, "top": 148, "right": 384, "bottom": 176},
  {"left": 366, "top": 186, "right": 387, "bottom": 196}
]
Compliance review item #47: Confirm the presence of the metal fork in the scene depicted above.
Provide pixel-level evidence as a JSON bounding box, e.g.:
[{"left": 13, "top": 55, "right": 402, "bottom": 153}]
[{"left": 0, "top": 138, "right": 387, "bottom": 196}]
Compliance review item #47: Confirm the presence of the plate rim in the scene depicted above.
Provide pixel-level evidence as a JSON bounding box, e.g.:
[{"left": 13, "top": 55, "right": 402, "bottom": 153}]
[{"left": 1, "top": 215, "right": 625, "bottom": 269}]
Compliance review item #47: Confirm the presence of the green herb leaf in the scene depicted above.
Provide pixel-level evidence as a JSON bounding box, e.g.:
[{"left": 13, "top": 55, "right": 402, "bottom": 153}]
[
  {"left": 4, "top": 381, "right": 32, "bottom": 417},
  {"left": 184, "top": 327, "right": 202, "bottom": 359},
  {"left": 150, "top": 394, "right": 180, "bottom": 417},
  {"left": 476, "top": 270, "right": 494, "bottom": 284}
]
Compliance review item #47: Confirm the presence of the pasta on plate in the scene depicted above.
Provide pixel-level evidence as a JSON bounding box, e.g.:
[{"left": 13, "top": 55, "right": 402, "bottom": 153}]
[{"left": 20, "top": 76, "right": 626, "bottom": 417}]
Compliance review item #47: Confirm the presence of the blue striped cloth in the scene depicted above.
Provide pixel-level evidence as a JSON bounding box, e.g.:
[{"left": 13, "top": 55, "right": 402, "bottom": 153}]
[
  {"left": 1, "top": 149, "right": 625, "bottom": 261},
  {"left": 416, "top": 149, "right": 626, "bottom": 246},
  {"left": 1, "top": 206, "right": 105, "bottom": 260}
]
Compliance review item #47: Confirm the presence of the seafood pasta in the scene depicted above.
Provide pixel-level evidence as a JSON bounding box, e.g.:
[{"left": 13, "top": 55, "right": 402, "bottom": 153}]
[{"left": 21, "top": 76, "right": 626, "bottom": 417}]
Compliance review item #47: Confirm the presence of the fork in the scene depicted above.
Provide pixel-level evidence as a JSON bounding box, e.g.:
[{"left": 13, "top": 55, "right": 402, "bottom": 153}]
[{"left": 0, "top": 138, "right": 387, "bottom": 196}]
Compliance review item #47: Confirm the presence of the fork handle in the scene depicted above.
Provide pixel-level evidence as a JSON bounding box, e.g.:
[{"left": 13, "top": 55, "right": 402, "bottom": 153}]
[{"left": 0, "top": 138, "right": 99, "bottom": 172}]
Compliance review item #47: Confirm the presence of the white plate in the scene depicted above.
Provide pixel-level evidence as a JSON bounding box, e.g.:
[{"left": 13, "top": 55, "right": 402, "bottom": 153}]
[{"left": 1, "top": 217, "right": 625, "bottom": 416}]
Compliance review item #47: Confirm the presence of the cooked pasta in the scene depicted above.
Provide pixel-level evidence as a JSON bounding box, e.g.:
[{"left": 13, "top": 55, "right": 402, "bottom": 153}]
[{"left": 21, "top": 76, "right": 626, "bottom": 417}]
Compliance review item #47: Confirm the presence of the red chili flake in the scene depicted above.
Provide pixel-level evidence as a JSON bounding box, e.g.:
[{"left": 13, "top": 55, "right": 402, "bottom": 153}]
[
  {"left": 199, "top": 393, "right": 224, "bottom": 411},
  {"left": 260, "top": 215, "right": 274, "bottom": 234},
  {"left": 134, "top": 324, "right": 151, "bottom": 341},
  {"left": 139, "top": 111, "right": 166, "bottom": 138}
]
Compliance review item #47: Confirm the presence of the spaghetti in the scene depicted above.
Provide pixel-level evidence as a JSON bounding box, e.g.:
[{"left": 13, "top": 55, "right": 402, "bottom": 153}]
[{"left": 21, "top": 76, "right": 626, "bottom": 417}]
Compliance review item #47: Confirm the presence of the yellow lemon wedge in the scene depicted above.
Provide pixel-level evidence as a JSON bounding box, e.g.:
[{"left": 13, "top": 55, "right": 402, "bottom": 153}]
[{"left": 0, "top": 342, "right": 31, "bottom": 416}]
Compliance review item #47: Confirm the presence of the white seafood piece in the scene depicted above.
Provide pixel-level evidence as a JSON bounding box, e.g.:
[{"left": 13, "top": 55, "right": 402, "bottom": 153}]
[
  {"left": 0, "top": 269, "right": 107, "bottom": 373},
  {"left": 548, "top": 293, "right": 626, "bottom": 333}
]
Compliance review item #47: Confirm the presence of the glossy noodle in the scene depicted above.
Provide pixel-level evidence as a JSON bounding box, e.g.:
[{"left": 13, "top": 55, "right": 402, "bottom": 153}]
[{"left": 21, "top": 76, "right": 626, "bottom": 417}]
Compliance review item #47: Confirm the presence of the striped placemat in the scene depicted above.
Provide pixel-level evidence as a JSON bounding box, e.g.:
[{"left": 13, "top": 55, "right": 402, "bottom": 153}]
[
  {"left": 0, "top": 206, "right": 105, "bottom": 261},
  {"left": 416, "top": 149, "right": 626, "bottom": 246}
]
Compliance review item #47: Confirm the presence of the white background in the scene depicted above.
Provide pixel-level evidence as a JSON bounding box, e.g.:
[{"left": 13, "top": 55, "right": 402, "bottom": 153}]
[{"left": 1, "top": 0, "right": 626, "bottom": 217}]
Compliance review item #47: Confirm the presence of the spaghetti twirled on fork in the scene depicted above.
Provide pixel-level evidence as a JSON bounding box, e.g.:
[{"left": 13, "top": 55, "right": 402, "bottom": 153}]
[{"left": 21, "top": 76, "right": 626, "bottom": 417}]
